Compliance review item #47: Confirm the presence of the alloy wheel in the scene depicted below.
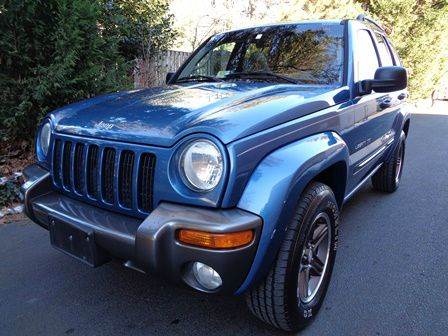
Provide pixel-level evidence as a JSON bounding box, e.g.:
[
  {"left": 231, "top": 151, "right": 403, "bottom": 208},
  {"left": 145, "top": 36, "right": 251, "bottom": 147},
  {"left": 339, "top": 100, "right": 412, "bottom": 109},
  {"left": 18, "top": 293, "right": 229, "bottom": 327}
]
[
  {"left": 297, "top": 212, "right": 332, "bottom": 304},
  {"left": 395, "top": 143, "right": 404, "bottom": 184}
]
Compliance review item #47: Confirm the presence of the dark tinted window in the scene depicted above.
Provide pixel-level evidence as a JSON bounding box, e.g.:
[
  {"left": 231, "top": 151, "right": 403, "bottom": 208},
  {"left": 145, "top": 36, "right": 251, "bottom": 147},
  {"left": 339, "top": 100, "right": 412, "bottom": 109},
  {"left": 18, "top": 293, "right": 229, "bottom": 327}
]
[
  {"left": 178, "top": 23, "right": 345, "bottom": 85},
  {"left": 189, "top": 42, "right": 236, "bottom": 77},
  {"left": 374, "top": 33, "right": 394, "bottom": 66},
  {"left": 356, "top": 30, "right": 379, "bottom": 80}
]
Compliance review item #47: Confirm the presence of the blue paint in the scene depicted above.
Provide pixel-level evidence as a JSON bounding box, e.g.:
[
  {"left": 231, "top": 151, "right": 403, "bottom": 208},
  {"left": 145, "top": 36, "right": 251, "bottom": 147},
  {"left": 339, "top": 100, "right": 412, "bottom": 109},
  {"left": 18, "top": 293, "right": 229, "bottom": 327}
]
[
  {"left": 49, "top": 82, "right": 340, "bottom": 147},
  {"left": 34, "top": 19, "right": 411, "bottom": 294}
]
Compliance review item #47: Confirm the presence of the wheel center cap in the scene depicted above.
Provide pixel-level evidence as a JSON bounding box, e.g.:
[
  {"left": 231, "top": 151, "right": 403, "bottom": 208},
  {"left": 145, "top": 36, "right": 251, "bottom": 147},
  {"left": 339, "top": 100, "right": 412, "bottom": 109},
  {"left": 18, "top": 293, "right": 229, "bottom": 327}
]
[{"left": 306, "top": 247, "right": 313, "bottom": 263}]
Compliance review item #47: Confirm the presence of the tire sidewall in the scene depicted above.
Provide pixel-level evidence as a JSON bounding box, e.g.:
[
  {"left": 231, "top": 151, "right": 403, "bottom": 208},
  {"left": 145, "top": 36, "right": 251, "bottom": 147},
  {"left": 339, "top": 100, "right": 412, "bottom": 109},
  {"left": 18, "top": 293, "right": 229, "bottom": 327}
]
[{"left": 285, "top": 187, "right": 339, "bottom": 329}]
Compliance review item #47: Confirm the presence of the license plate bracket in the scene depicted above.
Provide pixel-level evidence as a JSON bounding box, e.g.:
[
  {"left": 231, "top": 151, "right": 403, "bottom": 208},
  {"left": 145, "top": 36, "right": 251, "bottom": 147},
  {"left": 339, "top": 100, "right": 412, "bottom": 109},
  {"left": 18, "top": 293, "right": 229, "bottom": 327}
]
[{"left": 49, "top": 217, "right": 110, "bottom": 267}]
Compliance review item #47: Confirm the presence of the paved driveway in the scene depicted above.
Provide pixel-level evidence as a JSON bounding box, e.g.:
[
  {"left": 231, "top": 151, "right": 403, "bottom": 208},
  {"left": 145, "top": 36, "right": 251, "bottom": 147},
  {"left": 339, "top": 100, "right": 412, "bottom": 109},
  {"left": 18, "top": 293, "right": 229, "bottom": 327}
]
[{"left": 1, "top": 111, "right": 447, "bottom": 336}]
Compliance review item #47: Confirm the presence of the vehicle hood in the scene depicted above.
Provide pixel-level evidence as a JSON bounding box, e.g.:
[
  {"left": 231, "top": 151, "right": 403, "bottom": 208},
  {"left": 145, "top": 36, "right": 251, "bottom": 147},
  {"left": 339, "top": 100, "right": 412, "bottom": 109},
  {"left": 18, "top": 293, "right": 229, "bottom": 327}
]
[{"left": 51, "top": 82, "right": 349, "bottom": 147}]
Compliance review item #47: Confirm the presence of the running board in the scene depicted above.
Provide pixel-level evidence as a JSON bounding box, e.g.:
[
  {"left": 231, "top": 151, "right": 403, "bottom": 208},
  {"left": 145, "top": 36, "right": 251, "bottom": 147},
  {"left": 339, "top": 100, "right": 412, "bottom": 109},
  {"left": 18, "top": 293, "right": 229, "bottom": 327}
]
[{"left": 343, "top": 163, "right": 383, "bottom": 203}]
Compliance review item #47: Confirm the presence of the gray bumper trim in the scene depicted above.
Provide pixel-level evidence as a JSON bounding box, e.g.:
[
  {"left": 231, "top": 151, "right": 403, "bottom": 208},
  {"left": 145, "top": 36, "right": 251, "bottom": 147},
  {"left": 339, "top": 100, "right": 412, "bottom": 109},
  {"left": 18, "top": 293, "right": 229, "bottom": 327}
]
[
  {"left": 21, "top": 164, "right": 52, "bottom": 227},
  {"left": 22, "top": 164, "right": 262, "bottom": 294},
  {"left": 135, "top": 202, "right": 262, "bottom": 293},
  {"left": 31, "top": 192, "right": 141, "bottom": 261}
]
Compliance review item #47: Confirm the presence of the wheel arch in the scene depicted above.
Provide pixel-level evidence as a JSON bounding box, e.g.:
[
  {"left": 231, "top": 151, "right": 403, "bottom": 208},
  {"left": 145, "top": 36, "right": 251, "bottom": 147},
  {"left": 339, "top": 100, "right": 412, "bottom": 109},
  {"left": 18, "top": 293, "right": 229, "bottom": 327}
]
[
  {"left": 312, "top": 160, "right": 347, "bottom": 208},
  {"left": 235, "top": 132, "right": 349, "bottom": 294},
  {"left": 403, "top": 118, "right": 410, "bottom": 137}
]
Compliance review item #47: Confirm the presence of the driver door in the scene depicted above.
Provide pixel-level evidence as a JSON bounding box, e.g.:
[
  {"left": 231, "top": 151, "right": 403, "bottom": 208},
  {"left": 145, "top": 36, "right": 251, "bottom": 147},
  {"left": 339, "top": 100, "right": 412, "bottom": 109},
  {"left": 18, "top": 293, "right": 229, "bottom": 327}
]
[{"left": 347, "top": 29, "right": 398, "bottom": 191}]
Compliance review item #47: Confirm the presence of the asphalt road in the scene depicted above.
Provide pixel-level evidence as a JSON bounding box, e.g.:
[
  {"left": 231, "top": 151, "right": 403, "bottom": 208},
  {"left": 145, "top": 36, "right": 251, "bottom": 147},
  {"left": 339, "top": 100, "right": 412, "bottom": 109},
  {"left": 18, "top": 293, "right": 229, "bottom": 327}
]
[{"left": 1, "top": 111, "right": 447, "bottom": 336}]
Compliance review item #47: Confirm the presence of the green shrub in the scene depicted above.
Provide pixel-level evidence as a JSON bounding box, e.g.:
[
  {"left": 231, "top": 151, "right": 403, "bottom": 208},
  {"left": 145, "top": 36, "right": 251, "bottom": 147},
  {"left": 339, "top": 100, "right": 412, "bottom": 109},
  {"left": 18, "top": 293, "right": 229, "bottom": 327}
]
[
  {"left": 361, "top": 0, "right": 448, "bottom": 99},
  {"left": 100, "top": 0, "right": 176, "bottom": 60},
  {"left": 0, "top": 180, "right": 20, "bottom": 207},
  {"left": 0, "top": 0, "right": 174, "bottom": 142}
]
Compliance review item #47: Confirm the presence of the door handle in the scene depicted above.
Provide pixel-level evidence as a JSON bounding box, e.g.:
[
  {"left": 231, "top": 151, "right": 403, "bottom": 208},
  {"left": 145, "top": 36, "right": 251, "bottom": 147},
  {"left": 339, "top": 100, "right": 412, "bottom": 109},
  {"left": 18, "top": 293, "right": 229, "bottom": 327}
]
[
  {"left": 398, "top": 93, "right": 407, "bottom": 100},
  {"left": 379, "top": 98, "right": 392, "bottom": 109}
]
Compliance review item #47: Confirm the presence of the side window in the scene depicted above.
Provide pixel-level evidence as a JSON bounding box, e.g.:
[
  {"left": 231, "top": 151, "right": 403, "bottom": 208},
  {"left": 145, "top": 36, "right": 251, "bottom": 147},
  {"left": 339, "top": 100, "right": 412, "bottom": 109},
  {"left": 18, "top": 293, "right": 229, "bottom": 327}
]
[
  {"left": 374, "top": 33, "right": 394, "bottom": 66},
  {"left": 356, "top": 30, "right": 379, "bottom": 80},
  {"left": 190, "top": 42, "right": 236, "bottom": 77}
]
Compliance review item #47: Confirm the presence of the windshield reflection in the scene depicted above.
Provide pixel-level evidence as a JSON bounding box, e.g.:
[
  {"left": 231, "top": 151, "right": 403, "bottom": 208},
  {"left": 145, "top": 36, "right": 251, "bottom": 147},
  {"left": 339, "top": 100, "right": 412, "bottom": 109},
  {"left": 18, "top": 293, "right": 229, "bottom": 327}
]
[{"left": 176, "top": 22, "right": 345, "bottom": 85}]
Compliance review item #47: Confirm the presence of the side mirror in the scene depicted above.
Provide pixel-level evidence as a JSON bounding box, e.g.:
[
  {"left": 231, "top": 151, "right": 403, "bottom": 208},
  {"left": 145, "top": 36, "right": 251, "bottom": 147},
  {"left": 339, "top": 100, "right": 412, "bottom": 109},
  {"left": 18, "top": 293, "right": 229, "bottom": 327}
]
[
  {"left": 165, "top": 72, "right": 175, "bottom": 84},
  {"left": 358, "top": 66, "right": 407, "bottom": 95}
]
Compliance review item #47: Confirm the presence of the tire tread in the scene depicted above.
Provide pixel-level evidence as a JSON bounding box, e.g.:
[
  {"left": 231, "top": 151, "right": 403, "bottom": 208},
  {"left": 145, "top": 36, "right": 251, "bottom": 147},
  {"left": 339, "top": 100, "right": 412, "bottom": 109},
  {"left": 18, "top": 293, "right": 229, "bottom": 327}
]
[
  {"left": 245, "top": 182, "right": 333, "bottom": 331},
  {"left": 372, "top": 132, "right": 406, "bottom": 193}
]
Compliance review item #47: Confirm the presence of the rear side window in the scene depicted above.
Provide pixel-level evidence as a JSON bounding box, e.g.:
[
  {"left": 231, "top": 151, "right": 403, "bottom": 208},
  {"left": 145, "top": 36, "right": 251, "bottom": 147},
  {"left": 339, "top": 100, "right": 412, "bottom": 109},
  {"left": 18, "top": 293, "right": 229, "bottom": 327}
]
[
  {"left": 374, "top": 33, "right": 394, "bottom": 66},
  {"left": 356, "top": 30, "right": 379, "bottom": 80}
]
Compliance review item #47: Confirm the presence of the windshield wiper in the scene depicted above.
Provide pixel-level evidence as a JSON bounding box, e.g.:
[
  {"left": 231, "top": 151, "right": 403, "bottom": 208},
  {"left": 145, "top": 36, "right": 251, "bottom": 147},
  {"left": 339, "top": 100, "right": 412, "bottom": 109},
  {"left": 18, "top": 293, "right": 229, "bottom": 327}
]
[
  {"left": 224, "top": 71, "right": 299, "bottom": 84},
  {"left": 175, "top": 75, "right": 224, "bottom": 83}
]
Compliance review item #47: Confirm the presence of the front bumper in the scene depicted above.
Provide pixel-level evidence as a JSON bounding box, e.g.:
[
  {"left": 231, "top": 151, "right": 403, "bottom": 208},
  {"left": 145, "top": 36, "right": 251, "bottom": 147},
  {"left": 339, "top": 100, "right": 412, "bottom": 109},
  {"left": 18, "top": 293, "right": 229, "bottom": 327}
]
[{"left": 21, "top": 164, "right": 262, "bottom": 294}]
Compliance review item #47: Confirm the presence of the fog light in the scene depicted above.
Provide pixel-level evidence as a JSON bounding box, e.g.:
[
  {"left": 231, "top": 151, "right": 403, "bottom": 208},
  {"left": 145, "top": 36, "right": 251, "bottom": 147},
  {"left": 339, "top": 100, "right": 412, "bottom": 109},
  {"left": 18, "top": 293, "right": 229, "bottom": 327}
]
[{"left": 192, "top": 262, "right": 222, "bottom": 290}]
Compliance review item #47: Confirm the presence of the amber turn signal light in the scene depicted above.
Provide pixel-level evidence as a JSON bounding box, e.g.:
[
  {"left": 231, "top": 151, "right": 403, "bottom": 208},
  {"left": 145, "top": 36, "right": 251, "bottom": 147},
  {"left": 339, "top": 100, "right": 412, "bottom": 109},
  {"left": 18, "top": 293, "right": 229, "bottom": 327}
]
[{"left": 177, "top": 229, "right": 254, "bottom": 249}]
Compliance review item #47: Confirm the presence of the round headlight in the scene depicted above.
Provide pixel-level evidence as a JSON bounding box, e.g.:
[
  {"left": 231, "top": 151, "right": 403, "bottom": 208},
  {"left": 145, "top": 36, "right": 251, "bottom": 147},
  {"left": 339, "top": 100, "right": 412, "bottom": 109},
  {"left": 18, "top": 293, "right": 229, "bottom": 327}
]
[
  {"left": 40, "top": 122, "right": 51, "bottom": 156},
  {"left": 180, "top": 140, "right": 223, "bottom": 191}
]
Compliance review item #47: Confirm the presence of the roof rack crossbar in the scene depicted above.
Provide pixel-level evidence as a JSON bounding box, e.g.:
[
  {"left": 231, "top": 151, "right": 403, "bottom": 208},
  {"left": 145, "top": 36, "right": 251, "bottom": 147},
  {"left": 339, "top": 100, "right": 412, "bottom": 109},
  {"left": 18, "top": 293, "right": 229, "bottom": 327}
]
[{"left": 356, "top": 14, "right": 385, "bottom": 32}]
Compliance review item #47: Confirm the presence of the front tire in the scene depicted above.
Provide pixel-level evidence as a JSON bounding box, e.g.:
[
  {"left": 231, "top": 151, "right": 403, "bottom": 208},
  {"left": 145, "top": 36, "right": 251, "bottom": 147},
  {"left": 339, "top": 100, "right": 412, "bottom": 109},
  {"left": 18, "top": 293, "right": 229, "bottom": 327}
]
[
  {"left": 371, "top": 131, "right": 406, "bottom": 193},
  {"left": 246, "top": 182, "right": 339, "bottom": 332}
]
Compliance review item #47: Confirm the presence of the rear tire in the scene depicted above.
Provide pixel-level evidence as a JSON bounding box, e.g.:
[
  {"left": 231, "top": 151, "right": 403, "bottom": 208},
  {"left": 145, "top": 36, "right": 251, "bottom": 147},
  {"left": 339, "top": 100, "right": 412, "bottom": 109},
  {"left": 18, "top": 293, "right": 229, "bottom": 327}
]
[
  {"left": 371, "top": 131, "right": 406, "bottom": 193},
  {"left": 246, "top": 182, "right": 339, "bottom": 332}
]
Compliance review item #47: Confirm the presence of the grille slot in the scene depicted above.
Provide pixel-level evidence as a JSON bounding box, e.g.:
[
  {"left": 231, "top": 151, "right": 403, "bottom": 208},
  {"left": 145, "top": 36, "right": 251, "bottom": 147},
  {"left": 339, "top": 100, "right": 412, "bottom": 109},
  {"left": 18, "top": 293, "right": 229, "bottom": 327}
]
[
  {"left": 53, "top": 139, "right": 62, "bottom": 186},
  {"left": 138, "top": 153, "right": 156, "bottom": 212},
  {"left": 119, "top": 150, "right": 135, "bottom": 208},
  {"left": 62, "top": 142, "right": 72, "bottom": 189},
  {"left": 101, "top": 147, "right": 116, "bottom": 204},
  {"left": 87, "top": 145, "right": 100, "bottom": 199},
  {"left": 51, "top": 136, "right": 156, "bottom": 216},
  {"left": 73, "top": 143, "right": 85, "bottom": 193}
]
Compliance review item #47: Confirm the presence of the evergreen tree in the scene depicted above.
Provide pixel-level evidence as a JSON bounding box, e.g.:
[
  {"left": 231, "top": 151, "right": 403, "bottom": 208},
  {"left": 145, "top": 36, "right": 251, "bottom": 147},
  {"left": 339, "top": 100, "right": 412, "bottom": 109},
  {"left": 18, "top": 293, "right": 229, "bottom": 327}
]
[
  {"left": 361, "top": 0, "right": 448, "bottom": 98},
  {"left": 100, "top": 0, "right": 176, "bottom": 60},
  {"left": 278, "top": 0, "right": 448, "bottom": 99},
  {"left": 0, "top": 0, "right": 174, "bottom": 142}
]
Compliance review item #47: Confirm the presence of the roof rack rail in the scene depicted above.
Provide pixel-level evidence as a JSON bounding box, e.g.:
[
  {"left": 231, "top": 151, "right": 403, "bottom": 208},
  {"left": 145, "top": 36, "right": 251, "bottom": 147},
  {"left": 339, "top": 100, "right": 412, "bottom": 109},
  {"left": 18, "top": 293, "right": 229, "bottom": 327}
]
[{"left": 356, "top": 14, "right": 385, "bottom": 32}]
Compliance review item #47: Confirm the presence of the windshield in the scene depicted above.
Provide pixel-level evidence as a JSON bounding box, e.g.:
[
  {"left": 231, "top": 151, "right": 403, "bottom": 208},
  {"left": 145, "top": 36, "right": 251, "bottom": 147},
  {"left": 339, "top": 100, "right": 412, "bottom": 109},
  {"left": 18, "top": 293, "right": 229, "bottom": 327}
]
[{"left": 176, "top": 22, "right": 345, "bottom": 85}]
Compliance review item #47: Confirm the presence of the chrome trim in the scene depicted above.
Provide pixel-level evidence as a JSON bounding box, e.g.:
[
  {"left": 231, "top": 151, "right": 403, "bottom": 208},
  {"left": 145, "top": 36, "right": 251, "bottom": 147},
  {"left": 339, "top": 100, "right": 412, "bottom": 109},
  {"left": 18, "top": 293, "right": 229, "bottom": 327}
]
[
  {"left": 357, "top": 138, "right": 394, "bottom": 169},
  {"left": 344, "top": 163, "right": 383, "bottom": 203},
  {"left": 123, "top": 260, "right": 146, "bottom": 274},
  {"left": 21, "top": 164, "right": 52, "bottom": 225}
]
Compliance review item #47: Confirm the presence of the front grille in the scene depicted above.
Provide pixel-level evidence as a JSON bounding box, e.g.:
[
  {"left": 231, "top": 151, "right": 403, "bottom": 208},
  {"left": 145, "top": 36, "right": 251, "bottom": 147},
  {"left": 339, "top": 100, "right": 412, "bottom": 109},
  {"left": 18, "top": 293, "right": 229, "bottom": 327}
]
[{"left": 52, "top": 138, "right": 156, "bottom": 215}]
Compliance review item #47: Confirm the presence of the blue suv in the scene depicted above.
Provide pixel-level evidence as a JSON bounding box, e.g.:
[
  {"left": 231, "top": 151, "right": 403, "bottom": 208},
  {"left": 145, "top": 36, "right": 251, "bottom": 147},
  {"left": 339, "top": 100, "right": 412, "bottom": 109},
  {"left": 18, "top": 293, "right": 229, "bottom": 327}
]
[{"left": 22, "top": 16, "right": 410, "bottom": 331}]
